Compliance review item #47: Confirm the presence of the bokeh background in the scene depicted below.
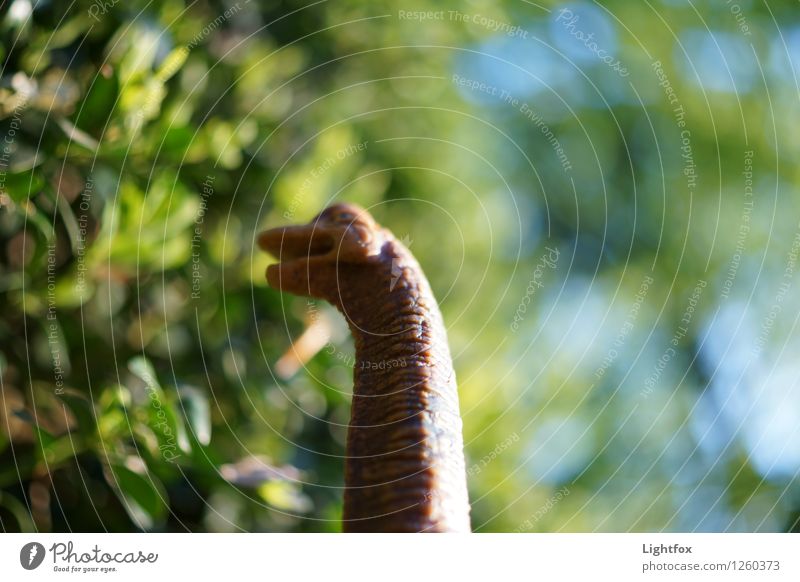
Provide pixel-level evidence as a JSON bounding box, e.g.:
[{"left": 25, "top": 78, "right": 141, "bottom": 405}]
[{"left": 1, "top": 0, "right": 799, "bottom": 532}]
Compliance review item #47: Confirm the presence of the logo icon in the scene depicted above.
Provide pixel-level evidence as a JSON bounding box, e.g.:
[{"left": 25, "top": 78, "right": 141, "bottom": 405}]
[{"left": 20, "top": 542, "right": 46, "bottom": 570}]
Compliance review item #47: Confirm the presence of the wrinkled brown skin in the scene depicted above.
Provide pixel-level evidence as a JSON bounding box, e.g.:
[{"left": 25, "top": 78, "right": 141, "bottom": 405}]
[{"left": 258, "top": 204, "right": 471, "bottom": 532}]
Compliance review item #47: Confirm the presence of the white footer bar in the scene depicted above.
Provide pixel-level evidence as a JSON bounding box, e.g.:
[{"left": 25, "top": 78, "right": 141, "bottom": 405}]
[{"left": 1, "top": 533, "right": 796, "bottom": 581}]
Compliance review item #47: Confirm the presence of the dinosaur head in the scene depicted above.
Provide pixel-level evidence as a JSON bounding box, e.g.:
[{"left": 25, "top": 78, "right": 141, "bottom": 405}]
[{"left": 258, "top": 203, "right": 388, "bottom": 300}]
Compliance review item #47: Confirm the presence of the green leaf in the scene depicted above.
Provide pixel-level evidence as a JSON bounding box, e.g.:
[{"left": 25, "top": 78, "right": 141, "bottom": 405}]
[
  {"left": 23, "top": 202, "right": 57, "bottom": 241},
  {"left": 155, "top": 47, "right": 189, "bottom": 83},
  {"left": 104, "top": 460, "right": 167, "bottom": 530},
  {"left": 128, "top": 356, "right": 160, "bottom": 390},
  {"left": 49, "top": 14, "right": 92, "bottom": 48},
  {"left": 57, "top": 117, "right": 100, "bottom": 152},
  {"left": 73, "top": 70, "right": 118, "bottom": 134},
  {"left": 97, "top": 385, "right": 130, "bottom": 442},
  {"left": 0, "top": 491, "right": 36, "bottom": 532},
  {"left": 161, "top": 125, "right": 194, "bottom": 157},
  {"left": 128, "top": 357, "right": 189, "bottom": 456},
  {"left": 1, "top": 170, "right": 44, "bottom": 203},
  {"left": 178, "top": 385, "right": 211, "bottom": 446}
]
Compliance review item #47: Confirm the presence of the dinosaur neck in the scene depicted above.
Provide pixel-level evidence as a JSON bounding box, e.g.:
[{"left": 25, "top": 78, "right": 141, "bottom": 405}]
[{"left": 335, "top": 241, "right": 471, "bottom": 532}]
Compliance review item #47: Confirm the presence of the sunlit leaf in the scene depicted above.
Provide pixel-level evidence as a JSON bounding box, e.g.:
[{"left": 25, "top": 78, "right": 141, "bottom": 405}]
[
  {"left": 257, "top": 480, "right": 312, "bottom": 513},
  {"left": 178, "top": 384, "right": 211, "bottom": 446}
]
